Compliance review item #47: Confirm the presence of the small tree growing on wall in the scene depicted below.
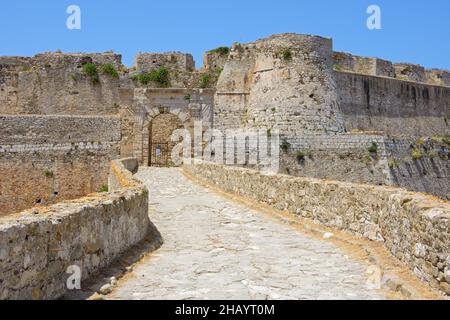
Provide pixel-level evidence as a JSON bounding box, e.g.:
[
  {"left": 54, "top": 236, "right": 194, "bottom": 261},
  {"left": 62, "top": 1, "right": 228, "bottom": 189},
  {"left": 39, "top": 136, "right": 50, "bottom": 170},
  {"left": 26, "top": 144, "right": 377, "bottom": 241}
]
[
  {"left": 281, "top": 48, "right": 292, "bottom": 61},
  {"left": 209, "top": 46, "right": 230, "bottom": 56},
  {"left": 82, "top": 63, "right": 99, "bottom": 84},
  {"left": 200, "top": 74, "right": 211, "bottom": 88},
  {"left": 44, "top": 170, "right": 54, "bottom": 178},
  {"left": 101, "top": 63, "right": 119, "bottom": 78}
]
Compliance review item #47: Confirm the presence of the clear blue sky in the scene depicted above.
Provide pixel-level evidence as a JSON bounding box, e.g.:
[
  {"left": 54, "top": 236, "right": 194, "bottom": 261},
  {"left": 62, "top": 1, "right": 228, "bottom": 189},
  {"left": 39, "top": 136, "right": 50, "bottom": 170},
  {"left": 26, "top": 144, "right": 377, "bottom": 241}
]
[{"left": 1, "top": 0, "right": 449, "bottom": 69}]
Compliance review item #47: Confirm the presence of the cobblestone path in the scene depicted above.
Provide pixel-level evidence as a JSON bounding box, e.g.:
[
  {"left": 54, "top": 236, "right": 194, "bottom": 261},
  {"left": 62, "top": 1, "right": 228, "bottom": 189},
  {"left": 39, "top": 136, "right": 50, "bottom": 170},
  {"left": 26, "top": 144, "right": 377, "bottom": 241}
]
[{"left": 111, "top": 167, "right": 386, "bottom": 300}]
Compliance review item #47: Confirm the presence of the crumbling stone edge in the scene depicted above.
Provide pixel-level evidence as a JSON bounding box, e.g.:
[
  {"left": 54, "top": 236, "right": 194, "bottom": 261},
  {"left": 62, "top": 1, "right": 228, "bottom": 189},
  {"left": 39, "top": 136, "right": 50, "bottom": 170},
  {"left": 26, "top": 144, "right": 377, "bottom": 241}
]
[
  {"left": 0, "top": 158, "right": 161, "bottom": 300},
  {"left": 183, "top": 162, "right": 450, "bottom": 296}
]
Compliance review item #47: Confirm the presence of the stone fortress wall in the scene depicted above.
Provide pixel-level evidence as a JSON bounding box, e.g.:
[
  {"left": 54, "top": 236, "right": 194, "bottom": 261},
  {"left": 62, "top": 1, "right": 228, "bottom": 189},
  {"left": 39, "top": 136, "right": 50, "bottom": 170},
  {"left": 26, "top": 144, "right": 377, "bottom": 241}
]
[
  {"left": 213, "top": 34, "right": 449, "bottom": 199},
  {"left": 0, "top": 33, "right": 448, "bottom": 298},
  {"left": 333, "top": 53, "right": 450, "bottom": 137},
  {"left": 0, "top": 50, "right": 217, "bottom": 216},
  {"left": 0, "top": 33, "right": 448, "bottom": 205},
  {"left": 330, "top": 54, "right": 449, "bottom": 199},
  {"left": 0, "top": 53, "right": 123, "bottom": 115},
  {"left": 0, "top": 53, "right": 127, "bottom": 216},
  {"left": 281, "top": 133, "right": 449, "bottom": 199},
  {"left": 214, "top": 34, "right": 345, "bottom": 136}
]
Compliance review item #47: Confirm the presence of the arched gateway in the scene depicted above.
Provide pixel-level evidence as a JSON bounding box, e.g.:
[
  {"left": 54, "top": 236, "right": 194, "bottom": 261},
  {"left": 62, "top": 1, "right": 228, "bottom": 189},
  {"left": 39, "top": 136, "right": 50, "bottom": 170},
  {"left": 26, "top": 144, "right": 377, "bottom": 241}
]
[
  {"left": 148, "top": 112, "right": 184, "bottom": 166},
  {"left": 139, "top": 105, "right": 191, "bottom": 167}
]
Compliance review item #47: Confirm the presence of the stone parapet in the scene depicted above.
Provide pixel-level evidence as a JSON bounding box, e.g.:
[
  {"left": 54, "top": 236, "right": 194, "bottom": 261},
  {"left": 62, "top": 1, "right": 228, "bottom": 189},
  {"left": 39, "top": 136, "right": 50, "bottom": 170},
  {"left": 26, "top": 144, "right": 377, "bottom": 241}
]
[
  {"left": 394, "top": 63, "right": 426, "bottom": 83},
  {"left": 332, "top": 51, "right": 449, "bottom": 87},
  {"left": 0, "top": 158, "right": 161, "bottom": 300},
  {"left": 426, "top": 69, "right": 450, "bottom": 87}
]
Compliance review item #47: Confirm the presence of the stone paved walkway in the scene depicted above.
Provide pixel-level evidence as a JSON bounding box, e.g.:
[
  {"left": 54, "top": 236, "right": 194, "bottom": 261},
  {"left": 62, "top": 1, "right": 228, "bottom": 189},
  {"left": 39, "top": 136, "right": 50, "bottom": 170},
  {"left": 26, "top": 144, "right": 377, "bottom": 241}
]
[{"left": 111, "top": 167, "right": 386, "bottom": 300}]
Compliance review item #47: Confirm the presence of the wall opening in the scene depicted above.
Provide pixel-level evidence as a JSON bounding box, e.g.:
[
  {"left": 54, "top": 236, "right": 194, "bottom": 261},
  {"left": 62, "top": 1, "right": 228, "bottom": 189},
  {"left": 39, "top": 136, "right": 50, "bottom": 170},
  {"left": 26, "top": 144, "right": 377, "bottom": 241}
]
[{"left": 148, "top": 112, "right": 184, "bottom": 167}]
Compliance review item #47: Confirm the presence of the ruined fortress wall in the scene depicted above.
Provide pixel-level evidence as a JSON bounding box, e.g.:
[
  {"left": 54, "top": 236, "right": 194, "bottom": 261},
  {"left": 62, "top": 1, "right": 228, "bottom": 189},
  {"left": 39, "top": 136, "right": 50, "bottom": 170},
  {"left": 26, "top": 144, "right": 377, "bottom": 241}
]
[
  {"left": 0, "top": 50, "right": 216, "bottom": 117},
  {"left": 214, "top": 34, "right": 345, "bottom": 138},
  {"left": 133, "top": 52, "right": 219, "bottom": 89},
  {"left": 184, "top": 162, "right": 450, "bottom": 296},
  {"left": 135, "top": 52, "right": 195, "bottom": 73},
  {"left": 280, "top": 134, "right": 390, "bottom": 186},
  {"left": 0, "top": 52, "right": 216, "bottom": 166},
  {"left": 0, "top": 53, "right": 123, "bottom": 115},
  {"left": 281, "top": 134, "right": 449, "bottom": 200},
  {"left": 213, "top": 35, "right": 449, "bottom": 199},
  {"left": 334, "top": 72, "right": 450, "bottom": 137},
  {"left": 0, "top": 159, "right": 162, "bottom": 300},
  {"left": 0, "top": 115, "right": 121, "bottom": 216},
  {"left": 202, "top": 49, "right": 229, "bottom": 73},
  {"left": 426, "top": 69, "right": 450, "bottom": 87}
]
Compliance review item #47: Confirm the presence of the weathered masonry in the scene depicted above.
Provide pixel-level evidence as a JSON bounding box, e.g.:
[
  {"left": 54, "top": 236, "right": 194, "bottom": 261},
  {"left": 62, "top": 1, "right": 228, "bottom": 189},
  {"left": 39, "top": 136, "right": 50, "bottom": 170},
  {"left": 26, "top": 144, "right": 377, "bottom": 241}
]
[
  {"left": 0, "top": 32, "right": 448, "bottom": 208},
  {"left": 0, "top": 33, "right": 449, "bottom": 299},
  {"left": 0, "top": 115, "right": 120, "bottom": 216},
  {"left": 213, "top": 34, "right": 449, "bottom": 199}
]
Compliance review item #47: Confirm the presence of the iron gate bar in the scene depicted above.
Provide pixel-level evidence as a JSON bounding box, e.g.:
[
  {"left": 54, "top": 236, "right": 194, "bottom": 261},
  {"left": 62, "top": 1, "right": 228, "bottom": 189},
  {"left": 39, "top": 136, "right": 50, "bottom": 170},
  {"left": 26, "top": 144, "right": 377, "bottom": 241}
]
[{"left": 149, "top": 142, "right": 169, "bottom": 167}]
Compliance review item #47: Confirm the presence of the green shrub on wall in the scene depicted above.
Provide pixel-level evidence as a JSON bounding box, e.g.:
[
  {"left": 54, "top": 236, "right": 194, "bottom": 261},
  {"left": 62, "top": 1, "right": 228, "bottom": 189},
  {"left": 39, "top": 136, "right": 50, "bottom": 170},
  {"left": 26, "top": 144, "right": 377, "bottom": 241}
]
[
  {"left": 367, "top": 142, "right": 378, "bottom": 153},
  {"left": 295, "top": 151, "right": 306, "bottom": 162},
  {"left": 101, "top": 63, "right": 119, "bottom": 78},
  {"left": 83, "top": 63, "right": 97, "bottom": 77},
  {"left": 150, "top": 67, "right": 170, "bottom": 87},
  {"left": 98, "top": 185, "right": 108, "bottom": 193},
  {"left": 388, "top": 159, "right": 399, "bottom": 169},
  {"left": 200, "top": 74, "right": 211, "bottom": 88},
  {"left": 44, "top": 170, "right": 54, "bottom": 178},
  {"left": 333, "top": 64, "right": 342, "bottom": 71},
  {"left": 281, "top": 49, "right": 292, "bottom": 61},
  {"left": 131, "top": 67, "right": 170, "bottom": 87},
  {"left": 210, "top": 46, "right": 230, "bottom": 56},
  {"left": 280, "top": 138, "right": 291, "bottom": 152},
  {"left": 411, "top": 148, "right": 423, "bottom": 160}
]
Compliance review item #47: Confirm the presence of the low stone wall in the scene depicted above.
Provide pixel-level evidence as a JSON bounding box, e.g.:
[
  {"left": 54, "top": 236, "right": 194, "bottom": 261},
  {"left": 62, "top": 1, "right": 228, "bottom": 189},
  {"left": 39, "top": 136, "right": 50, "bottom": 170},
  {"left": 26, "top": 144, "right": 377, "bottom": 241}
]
[
  {"left": 183, "top": 162, "right": 450, "bottom": 295},
  {"left": 0, "top": 158, "right": 160, "bottom": 300}
]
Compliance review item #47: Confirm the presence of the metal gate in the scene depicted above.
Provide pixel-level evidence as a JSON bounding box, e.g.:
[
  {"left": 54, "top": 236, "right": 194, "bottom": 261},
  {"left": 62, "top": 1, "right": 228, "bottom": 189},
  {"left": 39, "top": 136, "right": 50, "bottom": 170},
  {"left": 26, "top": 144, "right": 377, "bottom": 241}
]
[{"left": 149, "top": 142, "right": 169, "bottom": 167}]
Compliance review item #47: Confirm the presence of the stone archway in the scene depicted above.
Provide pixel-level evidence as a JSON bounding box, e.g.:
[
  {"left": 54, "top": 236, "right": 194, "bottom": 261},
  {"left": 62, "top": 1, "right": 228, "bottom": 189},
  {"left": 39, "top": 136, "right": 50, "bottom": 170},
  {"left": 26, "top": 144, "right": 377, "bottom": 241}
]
[
  {"left": 137, "top": 104, "right": 191, "bottom": 166},
  {"left": 148, "top": 112, "right": 184, "bottom": 166}
]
